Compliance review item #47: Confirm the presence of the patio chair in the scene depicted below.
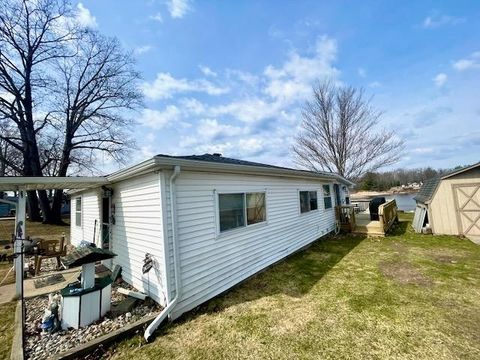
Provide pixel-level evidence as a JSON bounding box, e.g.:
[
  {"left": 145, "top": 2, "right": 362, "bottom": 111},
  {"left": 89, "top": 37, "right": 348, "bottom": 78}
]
[{"left": 34, "top": 236, "right": 67, "bottom": 276}]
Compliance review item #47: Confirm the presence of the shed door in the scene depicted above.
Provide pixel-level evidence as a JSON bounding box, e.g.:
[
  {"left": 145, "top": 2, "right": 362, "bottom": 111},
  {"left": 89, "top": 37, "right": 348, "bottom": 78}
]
[
  {"left": 453, "top": 184, "right": 480, "bottom": 236},
  {"left": 413, "top": 206, "right": 427, "bottom": 233}
]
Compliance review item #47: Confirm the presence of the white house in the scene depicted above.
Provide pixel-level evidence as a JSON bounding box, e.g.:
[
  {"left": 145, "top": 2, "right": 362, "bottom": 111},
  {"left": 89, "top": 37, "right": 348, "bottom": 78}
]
[{"left": 69, "top": 153, "right": 353, "bottom": 339}]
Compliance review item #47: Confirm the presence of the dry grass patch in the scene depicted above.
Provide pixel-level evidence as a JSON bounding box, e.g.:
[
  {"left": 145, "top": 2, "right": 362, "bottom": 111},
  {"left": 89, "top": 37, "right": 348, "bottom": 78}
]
[
  {"left": 0, "top": 301, "right": 16, "bottom": 360},
  {"left": 106, "top": 213, "right": 480, "bottom": 359},
  {"left": 379, "top": 260, "right": 432, "bottom": 286}
]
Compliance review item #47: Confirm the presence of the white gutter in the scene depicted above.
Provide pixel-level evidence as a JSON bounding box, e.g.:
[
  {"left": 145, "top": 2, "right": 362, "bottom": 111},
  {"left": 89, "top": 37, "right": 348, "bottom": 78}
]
[{"left": 144, "top": 165, "right": 181, "bottom": 341}]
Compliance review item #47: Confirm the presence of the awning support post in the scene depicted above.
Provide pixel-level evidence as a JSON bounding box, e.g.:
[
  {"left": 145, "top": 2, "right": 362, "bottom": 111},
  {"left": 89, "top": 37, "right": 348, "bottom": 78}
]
[{"left": 14, "top": 188, "right": 26, "bottom": 298}]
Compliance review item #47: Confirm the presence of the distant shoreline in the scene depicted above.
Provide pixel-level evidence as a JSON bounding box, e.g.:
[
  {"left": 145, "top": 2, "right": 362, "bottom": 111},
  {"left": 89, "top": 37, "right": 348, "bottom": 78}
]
[{"left": 351, "top": 189, "right": 419, "bottom": 199}]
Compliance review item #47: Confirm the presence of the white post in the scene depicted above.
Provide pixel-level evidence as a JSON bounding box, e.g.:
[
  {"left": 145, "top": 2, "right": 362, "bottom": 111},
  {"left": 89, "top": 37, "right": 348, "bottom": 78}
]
[
  {"left": 81, "top": 262, "right": 95, "bottom": 289},
  {"left": 14, "top": 188, "right": 26, "bottom": 298}
]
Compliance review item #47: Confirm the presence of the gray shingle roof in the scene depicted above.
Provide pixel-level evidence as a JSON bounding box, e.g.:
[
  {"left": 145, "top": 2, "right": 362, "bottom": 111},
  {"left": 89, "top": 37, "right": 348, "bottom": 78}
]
[
  {"left": 414, "top": 177, "right": 441, "bottom": 204},
  {"left": 155, "top": 153, "right": 347, "bottom": 180}
]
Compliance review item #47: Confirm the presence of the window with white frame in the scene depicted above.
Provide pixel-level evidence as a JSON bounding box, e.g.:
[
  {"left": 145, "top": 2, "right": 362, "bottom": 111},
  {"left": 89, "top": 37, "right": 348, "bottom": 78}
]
[
  {"left": 323, "top": 185, "right": 332, "bottom": 209},
  {"left": 75, "top": 197, "right": 82, "bottom": 226},
  {"left": 299, "top": 190, "right": 318, "bottom": 213},
  {"left": 218, "top": 192, "right": 266, "bottom": 232}
]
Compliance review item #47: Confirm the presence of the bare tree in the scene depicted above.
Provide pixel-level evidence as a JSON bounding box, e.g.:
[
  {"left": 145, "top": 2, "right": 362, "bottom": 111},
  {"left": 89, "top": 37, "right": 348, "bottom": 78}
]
[
  {"left": 47, "top": 31, "right": 141, "bottom": 222},
  {"left": 293, "top": 81, "right": 404, "bottom": 180},
  {"left": 0, "top": 0, "right": 78, "bottom": 221},
  {"left": 0, "top": 0, "right": 141, "bottom": 223}
]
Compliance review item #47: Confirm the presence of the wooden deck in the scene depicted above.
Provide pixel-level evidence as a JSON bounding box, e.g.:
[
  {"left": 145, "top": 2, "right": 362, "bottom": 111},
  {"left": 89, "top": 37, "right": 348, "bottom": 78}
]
[{"left": 336, "top": 200, "right": 399, "bottom": 236}]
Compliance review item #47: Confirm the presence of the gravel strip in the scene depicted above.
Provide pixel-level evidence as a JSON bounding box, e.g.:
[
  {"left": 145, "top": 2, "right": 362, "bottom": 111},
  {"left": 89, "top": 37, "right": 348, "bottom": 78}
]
[{"left": 25, "top": 281, "right": 161, "bottom": 360}]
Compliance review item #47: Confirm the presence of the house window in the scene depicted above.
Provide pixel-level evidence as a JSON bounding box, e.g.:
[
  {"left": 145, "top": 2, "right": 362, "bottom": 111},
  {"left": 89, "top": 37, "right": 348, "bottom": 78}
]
[
  {"left": 246, "top": 192, "right": 266, "bottom": 225},
  {"left": 219, "top": 192, "right": 266, "bottom": 232},
  {"left": 299, "top": 191, "right": 318, "bottom": 213},
  {"left": 75, "top": 197, "right": 82, "bottom": 227},
  {"left": 323, "top": 185, "right": 332, "bottom": 209}
]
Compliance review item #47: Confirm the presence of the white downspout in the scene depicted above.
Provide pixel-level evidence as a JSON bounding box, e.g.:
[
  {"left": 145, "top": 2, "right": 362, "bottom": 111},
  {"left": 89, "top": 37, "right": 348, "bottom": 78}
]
[{"left": 144, "top": 165, "right": 181, "bottom": 341}]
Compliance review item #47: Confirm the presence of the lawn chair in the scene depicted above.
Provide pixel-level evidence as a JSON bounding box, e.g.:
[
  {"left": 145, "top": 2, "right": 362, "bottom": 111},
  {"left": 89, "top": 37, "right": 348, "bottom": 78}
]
[{"left": 34, "top": 236, "right": 67, "bottom": 276}]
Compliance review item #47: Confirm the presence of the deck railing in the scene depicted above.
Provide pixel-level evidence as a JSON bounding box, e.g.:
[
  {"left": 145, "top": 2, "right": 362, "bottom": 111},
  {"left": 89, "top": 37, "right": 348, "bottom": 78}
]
[
  {"left": 378, "top": 199, "right": 398, "bottom": 233},
  {"left": 335, "top": 205, "right": 356, "bottom": 232}
]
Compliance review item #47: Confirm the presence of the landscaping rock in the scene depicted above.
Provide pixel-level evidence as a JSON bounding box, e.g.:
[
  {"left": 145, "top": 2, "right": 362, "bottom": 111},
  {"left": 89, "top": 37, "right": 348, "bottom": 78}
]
[{"left": 24, "top": 280, "right": 161, "bottom": 360}]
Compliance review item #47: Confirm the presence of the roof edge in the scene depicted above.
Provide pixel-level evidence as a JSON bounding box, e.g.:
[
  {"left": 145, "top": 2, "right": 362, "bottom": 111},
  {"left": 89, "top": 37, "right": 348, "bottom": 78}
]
[
  {"left": 441, "top": 161, "right": 480, "bottom": 180},
  {"left": 152, "top": 155, "right": 354, "bottom": 186}
]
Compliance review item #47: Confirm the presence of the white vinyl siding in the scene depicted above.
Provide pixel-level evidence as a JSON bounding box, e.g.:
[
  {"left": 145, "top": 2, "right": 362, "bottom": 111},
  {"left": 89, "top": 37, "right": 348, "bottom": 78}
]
[
  {"left": 70, "top": 190, "right": 100, "bottom": 247},
  {"left": 110, "top": 172, "right": 167, "bottom": 306},
  {"left": 167, "top": 171, "right": 336, "bottom": 319}
]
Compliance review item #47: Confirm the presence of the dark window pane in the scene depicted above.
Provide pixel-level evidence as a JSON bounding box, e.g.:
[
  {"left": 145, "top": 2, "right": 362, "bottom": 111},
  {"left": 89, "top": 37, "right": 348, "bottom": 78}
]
[
  {"left": 247, "top": 193, "right": 266, "bottom": 225},
  {"left": 219, "top": 193, "right": 245, "bottom": 232},
  {"left": 309, "top": 191, "right": 318, "bottom": 211},
  {"left": 322, "top": 184, "right": 331, "bottom": 196},
  {"left": 75, "top": 197, "right": 82, "bottom": 226},
  {"left": 345, "top": 197, "right": 350, "bottom": 205},
  {"left": 324, "top": 196, "right": 332, "bottom": 209},
  {"left": 299, "top": 191, "right": 309, "bottom": 213}
]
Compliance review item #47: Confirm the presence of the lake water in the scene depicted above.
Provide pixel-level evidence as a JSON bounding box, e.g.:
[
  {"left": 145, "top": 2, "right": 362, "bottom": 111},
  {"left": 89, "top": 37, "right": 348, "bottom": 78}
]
[{"left": 385, "top": 193, "right": 417, "bottom": 212}]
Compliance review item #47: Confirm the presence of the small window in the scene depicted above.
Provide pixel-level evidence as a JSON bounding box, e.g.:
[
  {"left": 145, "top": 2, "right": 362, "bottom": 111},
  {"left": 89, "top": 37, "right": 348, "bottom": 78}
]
[
  {"left": 299, "top": 191, "right": 318, "bottom": 213},
  {"left": 246, "top": 192, "right": 266, "bottom": 225},
  {"left": 323, "top": 185, "right": 332, "bottom": 209},
  {"left": 75, "top": 197, "right": 82, "bottom": 226},
  {"left": 219, "top": 192, "right": 266, "bottom": 233},
  {"left": 219, "top": 193, "right": 245, "bottom": 232}
]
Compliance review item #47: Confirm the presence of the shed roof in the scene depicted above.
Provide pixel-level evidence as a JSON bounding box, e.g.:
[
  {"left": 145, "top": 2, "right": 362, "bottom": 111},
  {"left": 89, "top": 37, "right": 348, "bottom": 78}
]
[
  {"left": 413, "top": 177, "right": 441, "bottom": 204},
  {"left": 414, "top": 161, "right": 480, "bottom": 204}
]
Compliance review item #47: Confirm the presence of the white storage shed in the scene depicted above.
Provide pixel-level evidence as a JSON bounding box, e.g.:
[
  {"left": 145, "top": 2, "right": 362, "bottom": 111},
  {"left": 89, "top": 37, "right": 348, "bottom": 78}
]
[{"left": 413, "top": 162, "right": 480, "bottom": 240}]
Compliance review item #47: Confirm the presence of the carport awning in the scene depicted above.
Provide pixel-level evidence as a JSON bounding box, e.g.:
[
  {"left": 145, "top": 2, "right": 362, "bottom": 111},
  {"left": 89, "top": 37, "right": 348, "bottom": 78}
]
[{"left": 0, "top": 176, "right": 109, "bottom": 191}]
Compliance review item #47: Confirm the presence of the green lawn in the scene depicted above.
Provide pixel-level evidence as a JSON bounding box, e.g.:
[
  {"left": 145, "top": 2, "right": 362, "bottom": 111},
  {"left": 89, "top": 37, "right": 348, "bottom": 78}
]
[
  {"left": 0, "top": 219, "right": 70, "bottom": 285},
  {"left": 108, "top": 214, "right": 480, "bottom": 358},
  {"left": 0, "top": 302, "right": 16, "bottom": 360},
  {"left": 0, "top": 219, "right": 70, "bottom": 241}
]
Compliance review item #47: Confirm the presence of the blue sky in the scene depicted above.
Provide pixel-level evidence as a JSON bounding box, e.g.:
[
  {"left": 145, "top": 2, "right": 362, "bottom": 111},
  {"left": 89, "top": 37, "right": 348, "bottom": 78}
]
[{"left": 78, "top": 0, "right": 480, "bottom": 172}]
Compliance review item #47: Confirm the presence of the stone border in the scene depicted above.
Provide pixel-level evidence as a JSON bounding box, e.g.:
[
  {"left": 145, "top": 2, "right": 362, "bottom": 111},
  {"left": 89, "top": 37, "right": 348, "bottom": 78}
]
[
  {"left": 51, "top": 313, "right": 158, "bottom": 360},
  {"left": 10, "top": 301, "right": 23, "bottom": 360}
]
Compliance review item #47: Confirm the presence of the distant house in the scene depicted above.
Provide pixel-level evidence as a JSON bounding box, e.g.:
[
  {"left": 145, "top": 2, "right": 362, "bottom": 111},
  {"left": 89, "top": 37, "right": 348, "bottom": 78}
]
[
  {"left": 69, "top": 153, "right": 353, "bottom": 323},
  {"left": 413, "top": 162, "right": 480, "bottom": 240}
]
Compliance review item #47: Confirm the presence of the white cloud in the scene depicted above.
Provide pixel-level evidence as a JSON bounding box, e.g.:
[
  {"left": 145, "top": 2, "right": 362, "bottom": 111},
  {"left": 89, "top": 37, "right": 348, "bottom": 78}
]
[
  {"left": 199, "top": 65, "right": 217, "bottom": 77},
  {"left": 210, "top": 98, "right": 280, "bottom": 123},
  {"left": 196, "top": 118, "right": 246, "bottom": 140},
  {"left": 134, "top": 45, "right": 153, "bottom": 55},
  {"left": 413, "top": 147, "right": 434, "bottom": 154},
  {"left": 150, "top": 12, "right": 163, "bottom": 22},
  {"left": 263, "top": 35, "right": 339, "bottom": 104},
  {"left": 142, "top": 72, "right": 229, "bottom": 100},
  {"left": 357, "top": 67, "right": 367, "bottom": 78},
  {"left": 139, "top": 106, "right": 181, "bottom": 129},
  {"left": 422, "top": 13, "right": 464, "bottom": 29},
  {"left": 166, "top": 0, "right": 192, "bottom": 19},
  {"left": 433, "top": 73, "right": 447, "bottom": 87},
  {"left": 76, "top": 3, "right": 97, "bottom": 28},
  {"left": 179, "top": 98, "right": 206, "bottom": 115},
  {"left": 453, "top": 53, "right": 480, "bottom": 71}
]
